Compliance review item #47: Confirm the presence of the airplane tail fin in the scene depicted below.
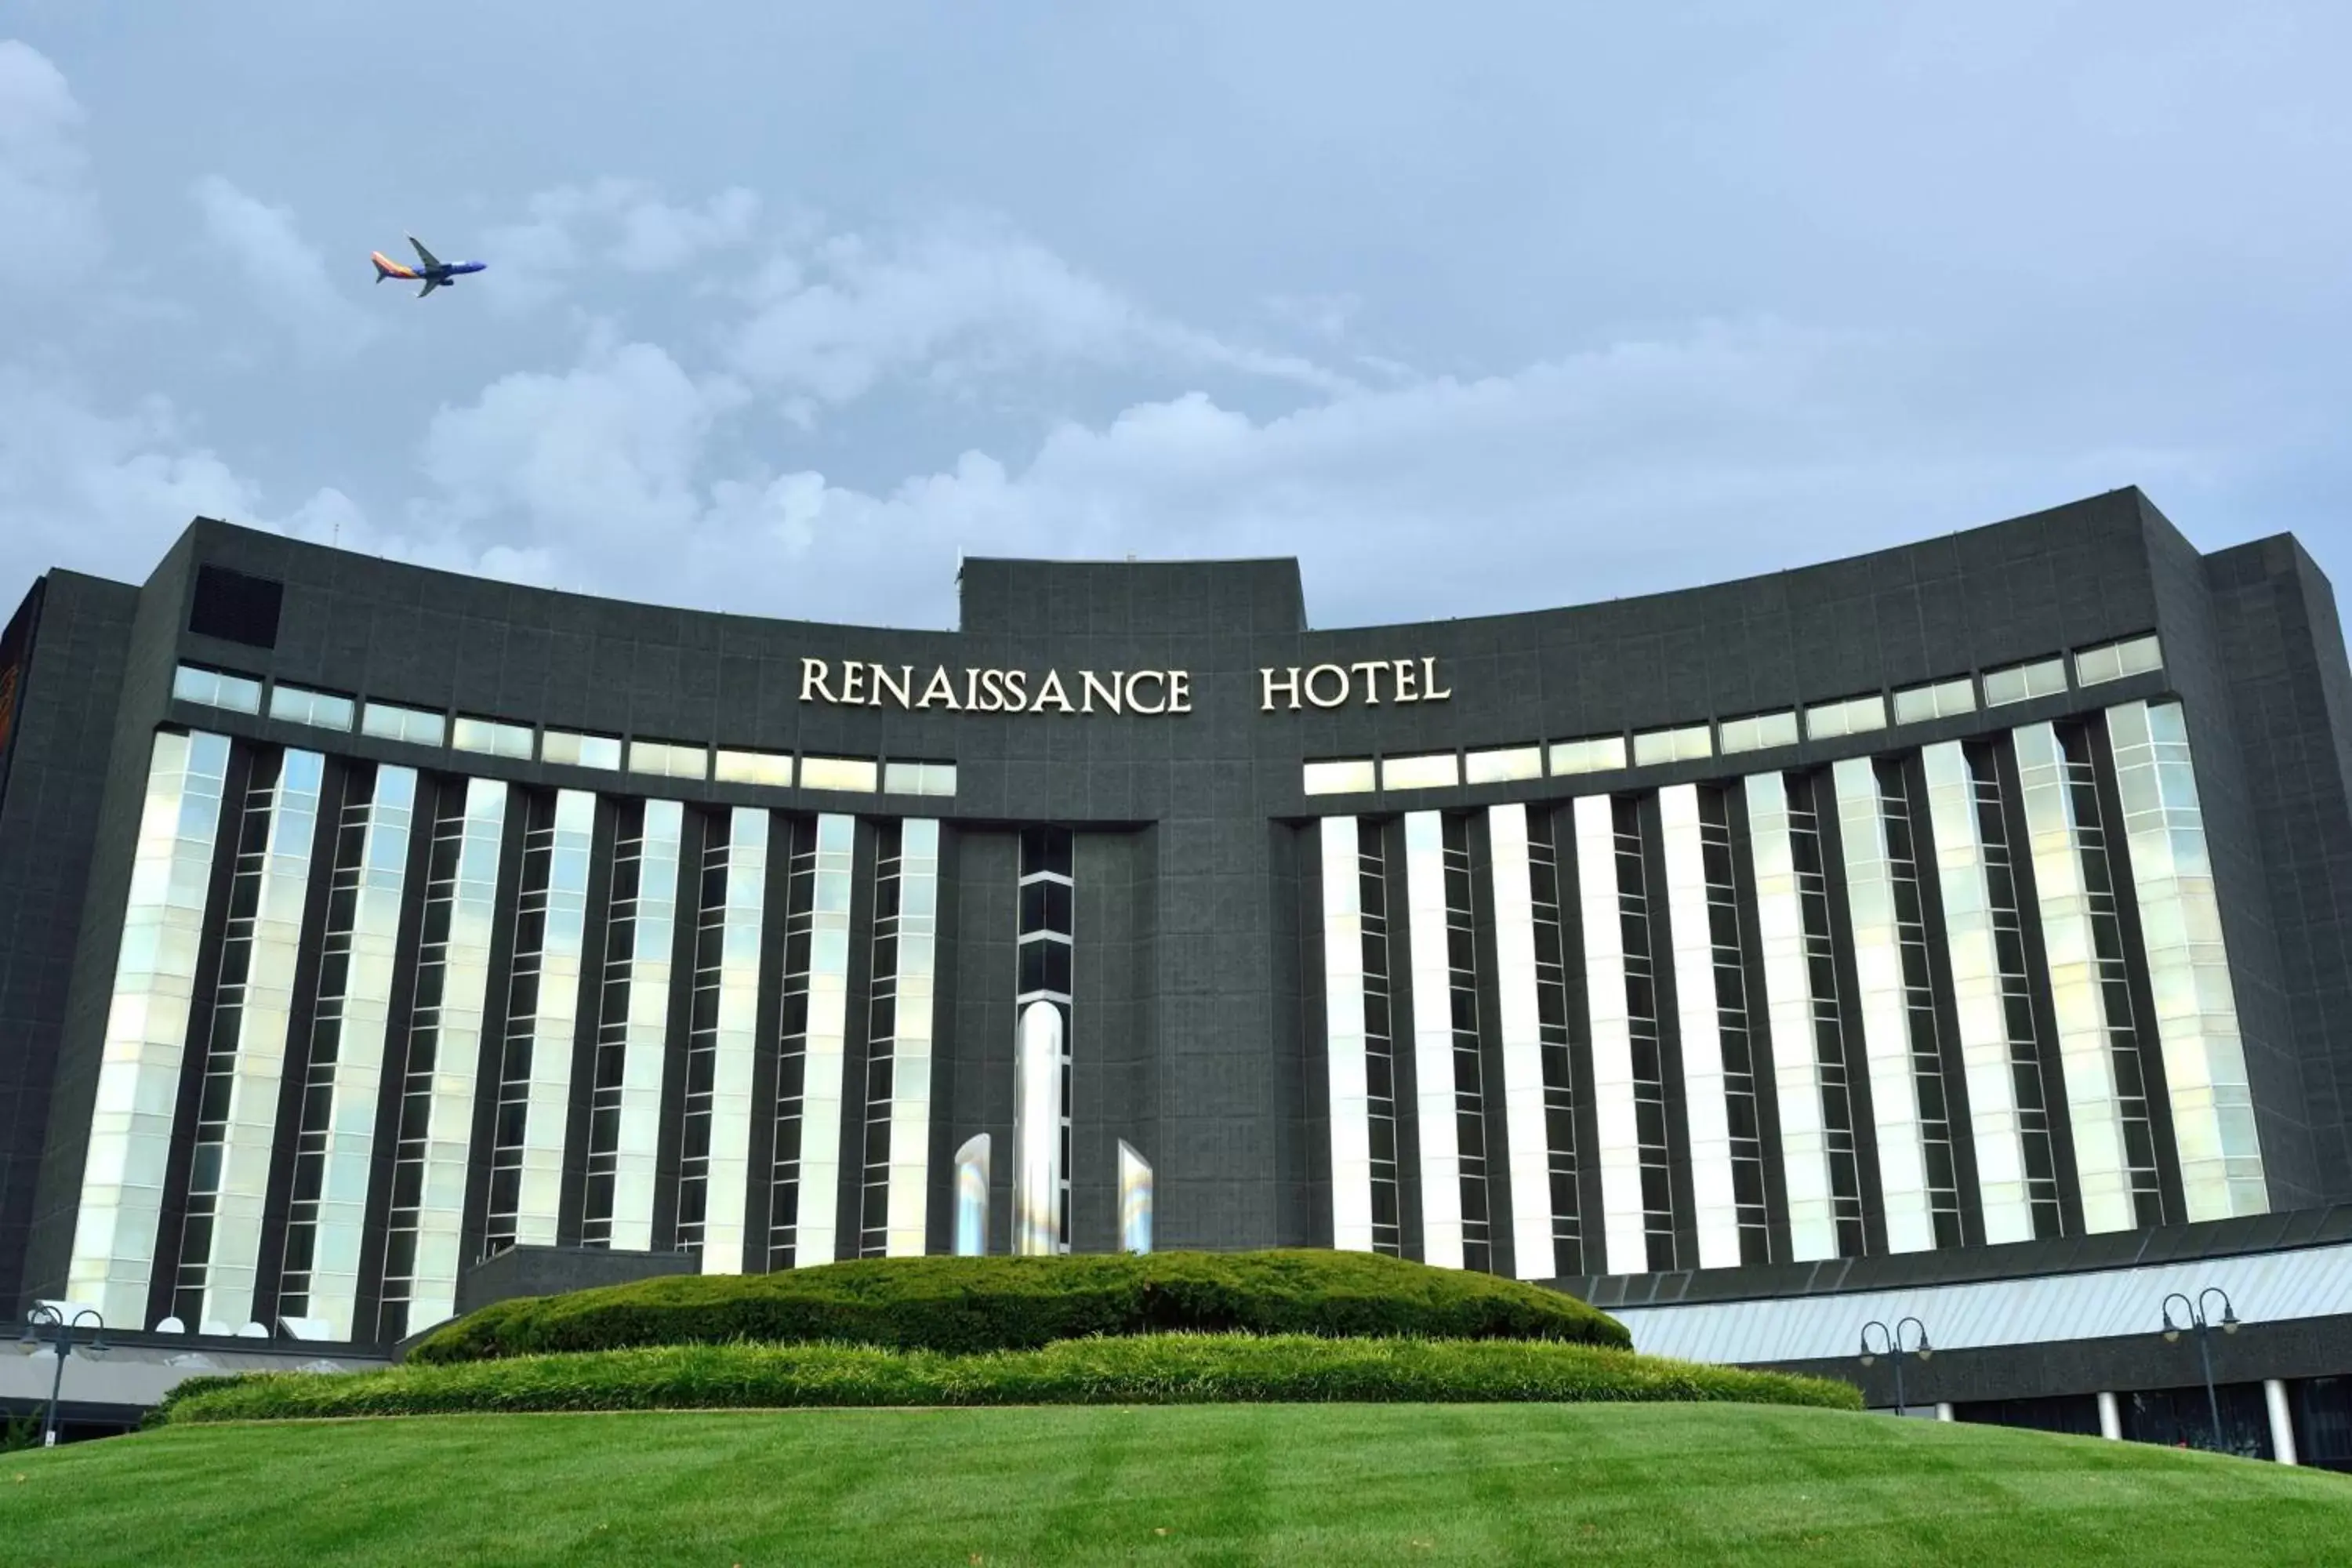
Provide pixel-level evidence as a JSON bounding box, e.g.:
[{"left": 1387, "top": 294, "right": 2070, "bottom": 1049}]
[{"left": 371, "top": 252, "right": 396, "bottom": 282}]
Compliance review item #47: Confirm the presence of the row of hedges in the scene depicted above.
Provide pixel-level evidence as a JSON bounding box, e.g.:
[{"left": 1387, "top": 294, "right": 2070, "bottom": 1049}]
[
  {"left": 159, "top": 1334, "right": 1856, "bottom": 1423},
  {"left": 407, "top": 1250, "right": 1631, "bottom": 1363}
]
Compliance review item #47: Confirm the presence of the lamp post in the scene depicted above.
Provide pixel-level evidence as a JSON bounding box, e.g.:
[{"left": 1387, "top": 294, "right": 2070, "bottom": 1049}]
[
  {"left": 15, "top": 1306, "right": 107, "bottom": 1449},
  {"left": 2160, "top": 1287, "right": 2241, "bottom": 1454},
  {"left": 1858, "top": 1316, "right": 1933, "bottom": 1417}
]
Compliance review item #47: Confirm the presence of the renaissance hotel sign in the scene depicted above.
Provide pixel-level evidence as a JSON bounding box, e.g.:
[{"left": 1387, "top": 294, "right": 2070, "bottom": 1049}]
[{"left": 797, "top": 657, "right": 1454, "bottom": 715}]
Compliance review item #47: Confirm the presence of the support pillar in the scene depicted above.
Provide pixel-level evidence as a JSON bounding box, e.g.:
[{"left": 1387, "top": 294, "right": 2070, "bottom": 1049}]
[
  {"left": 1935, "top": 1402, "right": 1954, "bottom": 1422},
  {"left": 2096, "top": 1391, "right": 2122, "bottom": 1441},
  {"left": 2266, "top": 1379, "right": 2299, "bottom": 1465}
]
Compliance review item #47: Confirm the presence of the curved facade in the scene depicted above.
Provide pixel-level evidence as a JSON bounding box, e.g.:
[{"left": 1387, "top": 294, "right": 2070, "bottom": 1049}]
[{"left": 5, "top": 488, "right": 2352, "bottom": 1380}]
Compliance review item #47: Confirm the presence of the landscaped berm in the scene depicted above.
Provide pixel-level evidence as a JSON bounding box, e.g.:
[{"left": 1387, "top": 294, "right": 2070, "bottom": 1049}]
[{"left": 6, "top": 1252, "right": 2351, "bottom": 1565}]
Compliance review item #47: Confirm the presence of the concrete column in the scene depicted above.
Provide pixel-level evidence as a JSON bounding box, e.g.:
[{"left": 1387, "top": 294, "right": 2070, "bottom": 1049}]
[
  {"left": 2267, "top": 1379, "right": 2299, "bottom": 1465},
  {"left": 2097, "top": 1391, "right": 2122, "bottom": 1441},
  {"left": 1936, "top": 1403, "right": 1955, "bottom": 1422}
]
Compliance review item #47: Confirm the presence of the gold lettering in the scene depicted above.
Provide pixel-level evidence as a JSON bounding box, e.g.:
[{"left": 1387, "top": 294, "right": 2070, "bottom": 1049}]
[
  {"left": 1260, "top": 666, "right": 1301, "bottom": 712},
  {"left": 840, "top": 662, "right": 868, "bottom": 705},
  {"left": 918, "top": 666, "right": 961, "bottom": 710},
  {"left": 1168, "top": 670, "right": 1192, "bottom": 713},
  {"left": 1422, "top": 656, "right": 1451, "bottom": 702},
  {"left": 1127, "top": 670, "right": 1167, "bottom": 714},
  {"left": 1031, "top": 670, "right": 1075, "bottom": 713},
  {"left": 1393, "top": 658, "right": 1418, "bottom": 702},
  {"left": 800, "top": 658, "right": 835, "bottom": 703},
  {"left": 873, "top": 663, "right": 913, "bottom": 708},
  {"left": 1001, "top": 669, "right": 1029, "bottom": 710},
  {"left": 1304, "top": 663, "right": 1348, "bottom": 709},
  {"left": 1349, "top": 659, "right": 1386, "bottom": 705},
  {"left": 1082, "top": 670, "right": 1122, "bottom": 714}
]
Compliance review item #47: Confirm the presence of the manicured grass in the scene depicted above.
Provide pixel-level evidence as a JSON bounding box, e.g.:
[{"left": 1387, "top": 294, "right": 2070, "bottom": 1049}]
[
  {"left": 9, "top": 1403, "right": 2351, "bottom": 1565},
  {"left": 408, "top": 1248, "right": 1628, "bottom": 1363},
  {"left": 155, "top": 1333, "right": 1853, "bottom": 1422}
]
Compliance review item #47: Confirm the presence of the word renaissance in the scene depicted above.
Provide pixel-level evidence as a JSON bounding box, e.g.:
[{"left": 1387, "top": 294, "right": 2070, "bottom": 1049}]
[{"left": 798, "top": 656, "right": 1453, "bottom": 715}]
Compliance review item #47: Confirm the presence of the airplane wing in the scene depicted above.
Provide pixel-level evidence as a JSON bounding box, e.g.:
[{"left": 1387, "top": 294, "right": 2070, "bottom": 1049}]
[
  {"left": 408, "top": 235, "right": 443, "bottom": 270},
  {"left": 417, "top": 276, "right": 441, "bottom": 298}
]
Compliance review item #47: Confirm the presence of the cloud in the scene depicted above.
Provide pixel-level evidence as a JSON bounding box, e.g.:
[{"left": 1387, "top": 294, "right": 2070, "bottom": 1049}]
[
  {"left": 480, "top": 180, "right": 763, "bottom": 312},
  {"left": 189, "top": 174, "right": 379, "bottom": 355},
  {"left": 726, "top": 213, "right": 1355, "bottom": 407},
  {"left": 0, "top": 39, "right": 103, "bottom": 285}
]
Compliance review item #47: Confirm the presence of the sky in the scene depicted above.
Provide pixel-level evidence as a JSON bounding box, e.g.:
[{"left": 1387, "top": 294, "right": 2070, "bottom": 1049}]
[{"left": 4, "top": 2, "right": 2350, "bottom": 632}]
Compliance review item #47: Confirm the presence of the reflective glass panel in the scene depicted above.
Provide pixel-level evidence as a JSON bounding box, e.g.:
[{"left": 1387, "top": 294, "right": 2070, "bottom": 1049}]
[{"left": 1304, "top": 759, "right": 1377, "bottom": 796}]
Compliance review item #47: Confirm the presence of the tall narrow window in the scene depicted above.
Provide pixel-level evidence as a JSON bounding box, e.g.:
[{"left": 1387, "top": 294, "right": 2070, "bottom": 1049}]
[
  {"left": 1613, "top": 797, "right": 1677, "bottom": 1272},
  {"left": 2061, "top": 721, "right": 2164, "bottom": 1225},
  {"left": 485, "top": 793, "right": 557, "bottom": 1256},
  {"left": 1359, "top": 821, "right": 1403, "bottom": 1257},
  {"left": 1968, "top": 740, "right": 2063, "bottom": 1238},
  {"left": 172, "top": 753, "right": 281, "bottom": 1327},
  {"left": 859, "top": 822, "right": 907, "bottom": 1257},
  {"left": 1878, "top": 759, "right": 1963, "bottom": 1247},
  {"left": 1788, "top": 774, "right": 1867, "bottom": 1258},
  {"left": 673, "top": 817, "right": 732, "bottom": 1254},
  {"left": 1698, "top": 787, "right": 1770, "bottom": 1262},
  {"left": 1440, "top": 816, "right": 1493, "bottom": 1272},
  {"left": 767, "top": 817, "right": 818, "bottom": 1269},
  {"left": 1015, "top": 827, "right": 1074, "bottom": 1253},
  {"left": 582, "top": 800, "right": 682, "bottom": 1250},
  {"left": 1526, "top": 815, "right": 1582, "bottom": 1275}
]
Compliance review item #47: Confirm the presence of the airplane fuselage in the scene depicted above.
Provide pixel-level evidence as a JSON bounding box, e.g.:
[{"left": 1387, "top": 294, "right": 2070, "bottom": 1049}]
[{"left": 371, "top": 245, "right": 488, "bottom": 296}]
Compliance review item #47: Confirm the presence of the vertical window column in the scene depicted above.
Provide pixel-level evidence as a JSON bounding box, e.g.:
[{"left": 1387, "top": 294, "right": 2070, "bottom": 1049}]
[
  {"left": 278, "top": 764, "right": 416, "bottom": 1338},
  {"left": 2107, "top": 699, "right": 2268, "bottom": 1221},
  {"left": 1750, "top": 771, "right": 1867, "bottom": 1261},
  {"left": 69, "top": 729, "right": 234, "bottom": 1327},
  {"left": 1360, "top": 822, "right": 1403, "bottom": 1255},
  {"left": 581, "top": 799, "right": 683, "bottom": 1251},
  {"left": 1831, "top": 756, "right": 1960, "bottom": 1254},
  {"left": 174, "top": 748, "right": 324, "bottom": 1331},
  {"left": 378, "top": 776, "right": 506, "bottom": 1342},
  {"left": 484, "top": 788, "right": 593, "bottom": 1256},
  {"left": 1658, "top": 785, "right": 1769, "bottom": 1270},
  {"left": 1922, "top": 741, "right": 2062, "bottom": 1244},
  {"left": 2015, "top": 720, "right": 2164, "bottom": 1232},
  {"left": 673, "top": 807, "right": 767, "bottom": 1270},
  {"left": 1573, "top": 795, "right": 1657, "bottom": 1276},
  {"left": 875, "top": 819, "right": 940, "bottom": 1257},
  {"left": 772, "top": 814, "right": 854, "bottom": 1268},
  {"left": 1014, "top": 827, "right": 1074, "bottom": 1255},
  {"left": 1488, "top": 803, "right": 1581, "bottom": 1279},
  {"left": 1400, "top": 811, "right": 1491, "bottom": 1271},
  {"left": 1319, "top": 815, "right": 1376, "bottom": 1254}
]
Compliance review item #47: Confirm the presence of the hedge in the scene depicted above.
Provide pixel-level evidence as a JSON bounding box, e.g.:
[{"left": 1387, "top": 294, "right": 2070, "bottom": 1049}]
[
  {"left": 405, "top": 1250, "right": 1630, "bottom": 1363},
  {"left": 156, "top": 1333, "right": 1857, "bottom": 1423}
]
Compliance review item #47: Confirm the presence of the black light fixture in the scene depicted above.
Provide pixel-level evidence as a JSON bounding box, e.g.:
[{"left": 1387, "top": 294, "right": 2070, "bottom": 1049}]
[
  {"left": 2158, "top": 1287, "right": 2244, "bottom": 1454},
  {"left": 1857, "top": 1316, "right": 1933, "bottom": 1417}
]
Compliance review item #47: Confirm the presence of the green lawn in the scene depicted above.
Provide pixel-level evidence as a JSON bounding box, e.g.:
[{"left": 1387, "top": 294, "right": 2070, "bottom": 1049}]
[{"left": 6, "top": 1403, "right": 2350, "bottom": 1566}]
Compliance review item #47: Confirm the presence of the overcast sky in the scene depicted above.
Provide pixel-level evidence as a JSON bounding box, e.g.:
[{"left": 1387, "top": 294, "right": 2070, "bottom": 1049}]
[{"left": 4, "top": 4, "right": 2348, "bottom": 631}]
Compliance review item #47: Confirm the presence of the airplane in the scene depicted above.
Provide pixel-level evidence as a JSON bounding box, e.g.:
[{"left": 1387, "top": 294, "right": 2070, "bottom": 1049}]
[{"left": 370, "top": 235, "right": 486, "bottom": 298}]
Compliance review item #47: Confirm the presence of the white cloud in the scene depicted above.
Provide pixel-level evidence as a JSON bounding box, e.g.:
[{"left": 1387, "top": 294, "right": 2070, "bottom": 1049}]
[
  {"left": 0, "top": 39, "right": 103, "bottom": 285},
  {"left": 480, "top": 180, "right": 763, "bottom": 312},
  {"left": 726, "top": 213, "right": 1355, "bottom": 406},
  {"left": 190, "top": 174, "right": 379, "bottom": 355}
]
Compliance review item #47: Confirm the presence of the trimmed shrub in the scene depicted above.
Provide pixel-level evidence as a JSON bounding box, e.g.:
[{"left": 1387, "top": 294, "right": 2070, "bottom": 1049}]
[
  {"left": 406, "top": 1250, "right": 1628, "bottom": 1363},
  {"left": 158, "top": 1333, "right": 1857, "bottom": 1423}
]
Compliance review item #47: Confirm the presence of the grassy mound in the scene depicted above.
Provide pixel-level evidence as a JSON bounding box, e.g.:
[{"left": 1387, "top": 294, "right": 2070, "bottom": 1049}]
[
  {"left": 154, "top": 1332, "right": 1847, "bottom": 1422},
  {"left": 407, "top": 1248, "right": 1628, "bottom": 1363},
  {"left": 15, "top": 1404, "right": 2352, "bottom": 1566}
]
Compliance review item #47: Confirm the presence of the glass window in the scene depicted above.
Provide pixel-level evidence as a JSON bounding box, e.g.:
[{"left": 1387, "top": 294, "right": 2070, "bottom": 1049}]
[
  {"left": 2075, "top": 633, "right": 2164, "bottom": 688},
  {"left": 715, "top": 747, "right": 794, "bottom": 787},
  {"left": 1806, "top": 692, "right": 1888, "bottom": 741},
  {"left": 627, "top": 739, "right": 709, "bottom": 781},
  {"left": 1303, "top": 758, "right": 1377, "bottom": 796},
  {"left": 801, "top": 755, "right": 879, "bottom": 793},
  {"left": 1719, "top": 710, "right": 1798, "bottom": 755},
  {"left": 359, "top": 700, "right": 447, "bottom": 748},
  {"left": 1465, "top": 746, "right": 1544, "bottom": 784},
  {"left": 1632, "top": 723, "right": 1711, "bottom": 766},
  {"left": 267, "top": 681, "right": 354, "bottom": 731},
  {"left": 883, "top": 760, "right": 957, "bottom": 797},
  {"left": 172, "top": 663, "right": 263, "bottom": 715},
  {"left": 1893, "top": 676, "right": 1976, "bottom": 725},
  {"left": 1984, "top": 656, "right": 2067, "bottom": 707},
  {"left": 1549, "top": 735, "right": 1628, "bottom": 777},
  {"left": 541, "top": 728, "right": 622, "bottom": 770},
  {"left": 1381, "top": 752, "right": 1460, "bottom": 791},
  {"left": 452, "top": 715, "right": 534, "bottom": 760}
]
